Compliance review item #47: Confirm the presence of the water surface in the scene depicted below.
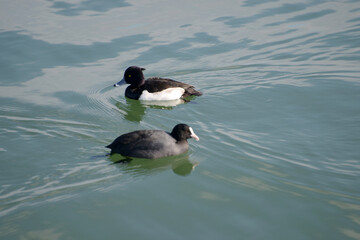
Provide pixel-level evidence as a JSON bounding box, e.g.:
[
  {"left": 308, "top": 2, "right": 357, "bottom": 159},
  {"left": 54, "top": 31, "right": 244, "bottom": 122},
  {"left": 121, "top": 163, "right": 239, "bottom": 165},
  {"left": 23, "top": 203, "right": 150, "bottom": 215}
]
[{"left": 1, "top": 0, "right": 360, "bottom": 239}]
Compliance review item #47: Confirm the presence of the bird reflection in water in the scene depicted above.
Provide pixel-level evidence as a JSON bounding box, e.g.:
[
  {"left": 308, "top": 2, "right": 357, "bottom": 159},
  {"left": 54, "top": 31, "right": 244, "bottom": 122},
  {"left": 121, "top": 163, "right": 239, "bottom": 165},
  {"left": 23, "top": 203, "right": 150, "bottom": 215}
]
[
  {"left": 108, "top": 153, "right": 198, "bottom": 176},
  {"left": 115, "top": 96, "right": 198, "bottom": 122},
  {"left": 115, "top": 98, "right": 187, "bottom": 122}
]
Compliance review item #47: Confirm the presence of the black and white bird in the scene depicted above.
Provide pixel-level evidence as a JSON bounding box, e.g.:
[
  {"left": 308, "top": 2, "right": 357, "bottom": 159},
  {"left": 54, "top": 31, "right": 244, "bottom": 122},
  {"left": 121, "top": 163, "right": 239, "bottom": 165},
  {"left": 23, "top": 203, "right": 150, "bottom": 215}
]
[{"left": 113, "top": 66, "right": 202, "bottom": 100}]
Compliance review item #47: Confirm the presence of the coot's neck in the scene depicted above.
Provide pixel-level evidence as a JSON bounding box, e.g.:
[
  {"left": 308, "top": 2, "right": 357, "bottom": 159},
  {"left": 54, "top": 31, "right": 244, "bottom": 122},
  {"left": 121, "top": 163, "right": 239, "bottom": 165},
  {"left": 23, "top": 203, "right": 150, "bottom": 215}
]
[{"left": 170, "top": 131, "right": 188, "bottom": 143}]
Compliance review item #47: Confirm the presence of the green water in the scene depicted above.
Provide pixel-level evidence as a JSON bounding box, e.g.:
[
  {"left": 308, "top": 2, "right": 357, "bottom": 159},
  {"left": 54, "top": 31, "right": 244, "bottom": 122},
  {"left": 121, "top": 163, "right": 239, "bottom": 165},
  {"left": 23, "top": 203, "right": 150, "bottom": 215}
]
[{"left": 1, "top": 0, "right": 360, "bottom": 239}]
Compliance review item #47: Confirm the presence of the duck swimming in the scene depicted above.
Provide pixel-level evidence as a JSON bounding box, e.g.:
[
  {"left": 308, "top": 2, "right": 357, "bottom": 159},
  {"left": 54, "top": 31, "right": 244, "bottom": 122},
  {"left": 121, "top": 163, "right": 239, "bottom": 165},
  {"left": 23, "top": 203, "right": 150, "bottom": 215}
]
[
  {"left": 113, "top": 66, "right": 202, "bottom": 100},
  {"left": 106, "top": 124, "right": 199, "bottom": 159}
]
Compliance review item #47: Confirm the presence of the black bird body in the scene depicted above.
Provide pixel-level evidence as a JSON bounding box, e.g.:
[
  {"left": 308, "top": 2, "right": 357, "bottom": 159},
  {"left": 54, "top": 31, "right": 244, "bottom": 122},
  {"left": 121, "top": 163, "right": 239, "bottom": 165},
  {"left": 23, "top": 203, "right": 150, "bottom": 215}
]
[{"left": 106, "top": 124, "right": 199, "bottom": 159}]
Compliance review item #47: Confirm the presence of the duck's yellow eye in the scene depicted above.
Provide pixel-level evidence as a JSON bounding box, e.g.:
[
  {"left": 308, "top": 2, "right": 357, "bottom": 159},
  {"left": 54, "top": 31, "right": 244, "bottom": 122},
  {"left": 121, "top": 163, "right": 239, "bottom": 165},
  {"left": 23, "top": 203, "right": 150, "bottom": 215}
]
[{"left": 128, "top": 75, "right": 131, "bottom": 77}]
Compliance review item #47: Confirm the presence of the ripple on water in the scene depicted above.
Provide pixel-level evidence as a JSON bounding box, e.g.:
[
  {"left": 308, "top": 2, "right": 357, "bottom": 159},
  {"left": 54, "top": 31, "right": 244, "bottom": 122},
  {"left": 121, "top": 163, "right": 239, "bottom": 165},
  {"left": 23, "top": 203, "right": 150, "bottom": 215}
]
[
  {"left": 0, "top": 159, "right": 125, "bottom": 218},
  {"left": 1, "top": 0, "right": 360, "bottom": 238}
]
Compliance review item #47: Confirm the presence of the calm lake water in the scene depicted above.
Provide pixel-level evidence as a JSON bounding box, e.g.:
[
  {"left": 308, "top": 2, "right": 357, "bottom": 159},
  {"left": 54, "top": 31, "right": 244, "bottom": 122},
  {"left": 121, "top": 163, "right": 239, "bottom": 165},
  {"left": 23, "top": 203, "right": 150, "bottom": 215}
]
[{"left": 1, "top": 0, "right": 360, "bottom": 239}]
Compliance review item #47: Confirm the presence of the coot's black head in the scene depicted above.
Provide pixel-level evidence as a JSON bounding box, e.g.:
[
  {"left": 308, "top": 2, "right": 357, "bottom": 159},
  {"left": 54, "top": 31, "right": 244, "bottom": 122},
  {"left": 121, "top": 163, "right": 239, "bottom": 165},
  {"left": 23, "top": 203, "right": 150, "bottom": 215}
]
[
  {"left": 114, "top": 66, "right": 146, "bottom": 88},
  {"left": 171, "top": 124, "right": 200, "bottom": 142}
]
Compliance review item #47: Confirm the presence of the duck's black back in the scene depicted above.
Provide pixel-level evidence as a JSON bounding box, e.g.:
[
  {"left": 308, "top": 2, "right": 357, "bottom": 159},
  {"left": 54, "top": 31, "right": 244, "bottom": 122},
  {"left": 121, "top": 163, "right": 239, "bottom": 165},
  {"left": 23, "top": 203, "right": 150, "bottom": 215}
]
[
  {"left": 144, "top": 77, "right": 202, "bottom": 97},
  {"left": 124, "top": 77, "right": 202, "bottom": 100},
  {"left": 143, "top": 78, "right": 190, "bottom": 92}
]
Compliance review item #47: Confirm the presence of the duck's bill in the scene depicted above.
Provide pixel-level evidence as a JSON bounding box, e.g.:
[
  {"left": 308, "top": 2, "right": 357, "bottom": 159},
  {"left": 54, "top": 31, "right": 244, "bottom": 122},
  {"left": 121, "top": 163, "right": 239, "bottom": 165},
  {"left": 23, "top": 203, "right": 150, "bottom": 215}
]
[{"left": 113, "top": 78, "right": 125, "bottom": 87}]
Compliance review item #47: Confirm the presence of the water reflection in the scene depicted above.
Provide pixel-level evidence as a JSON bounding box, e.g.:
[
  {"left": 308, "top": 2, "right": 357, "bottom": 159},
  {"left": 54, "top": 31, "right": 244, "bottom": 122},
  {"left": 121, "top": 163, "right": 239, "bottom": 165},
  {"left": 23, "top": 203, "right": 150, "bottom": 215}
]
[
  {"left": 141, "top": 99, "right": 185, "bottom": 108},
  {"left": 115, "top": 98, "right": 186, "bottom": 122},
  {"left": 132, "top": 31, "right": 251, "bottom": 65},
  {"left": 0, "top": 31, "right": 150, "bottom": 84},
  {"left": 213, "top": 3, "right": 319, "bottom": 27},
  {"left": 20, "top": 228, "right": 63, "bottom": 240},
  {"left": 48, "top": 0, "right": 131, "bottom": 16},
  {"left": 115, "top": 98, "right": 146, "bottom": 122},
  {"left": 267, "top": 9, "right": 336, "bottom": 26},
  {"left": 109, "top": 153, "right": 198, "bottom": 176}
]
